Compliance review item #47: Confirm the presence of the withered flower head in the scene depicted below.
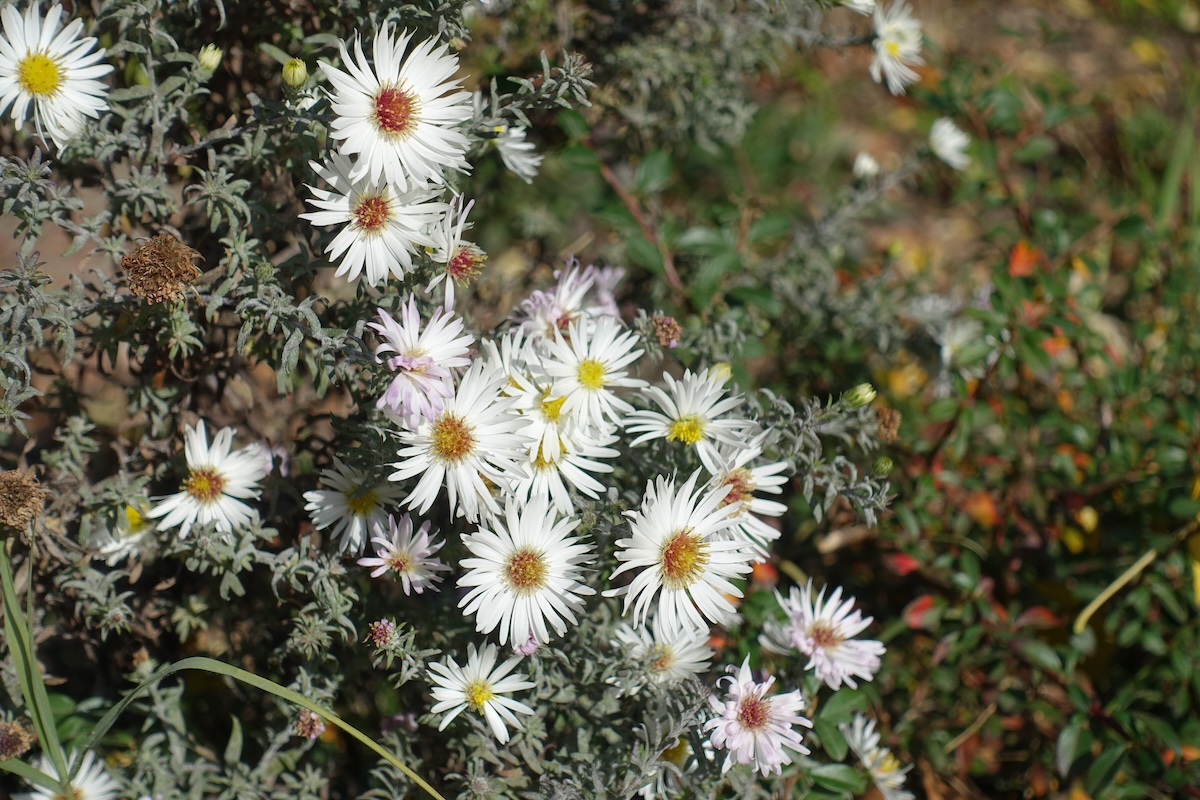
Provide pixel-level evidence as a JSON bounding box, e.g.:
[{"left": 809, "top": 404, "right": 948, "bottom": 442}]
[
  {"left": 294, "top": 709, "right": 326, "bottom": 741},
  {"left": 651, "top": 314, "right": 682, "bottom": 349},
  {"left": 0, "top": 469, "right": 45, "bottom": 530},
  {"left": 0, "top": 720, "right": 34, "bottom": 760},
  {"left": 122, "top": 234, "right": 203, "bottom": 305}
]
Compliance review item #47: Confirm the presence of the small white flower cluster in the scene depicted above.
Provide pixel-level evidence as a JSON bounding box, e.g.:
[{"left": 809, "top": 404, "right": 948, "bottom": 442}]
[{"left": 299, "top": 23, "right": 541, "bottom": 294}]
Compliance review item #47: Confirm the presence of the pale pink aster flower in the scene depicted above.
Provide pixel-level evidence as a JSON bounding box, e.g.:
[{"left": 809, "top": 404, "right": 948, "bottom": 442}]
[
  {"left": 516, "top": 259, "right": 615, "bottom": 340},
  {"left": 356, "top": 513, "right": 450, "bottom": 594},
  {"left": 370, "top": 294, "right": 473, "bottom": 421},
  {"left": 764, "top": 581, "right": 886, "bottom": 690},
  {"left": 319, "top": 23, "right": 473, "bottom": 190},
  {"left": 703, "top": 656, "right": 812, "bottom": 777}
]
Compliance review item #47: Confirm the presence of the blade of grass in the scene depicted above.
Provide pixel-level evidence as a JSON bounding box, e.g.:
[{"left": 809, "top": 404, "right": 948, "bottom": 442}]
[
  {"left": 70, "top": 656, "right": 446, "bottom": 800},
  {"left": 0, "top": 758, "right": 60, "bottom": 792},
  {"left": 0, "top": 546, "right": 68, "bottom": 787}
]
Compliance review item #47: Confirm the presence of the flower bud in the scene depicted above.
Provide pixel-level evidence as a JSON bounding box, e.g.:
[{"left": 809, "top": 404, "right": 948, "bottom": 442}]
[
  {"left": 872, "top": 456, "right": 894, "bottom": 478},
  {"left": 197, "top": 44, "right": 222, "bottom": 73},
  {"left": 283, "top": 58, "right": 308, "bottom": 88},
  {"left": 709, "top": 363, "right": 733, "bottom": 384},
  {"left": 843, "top": 382, "right": 877, "bottom": 409}
]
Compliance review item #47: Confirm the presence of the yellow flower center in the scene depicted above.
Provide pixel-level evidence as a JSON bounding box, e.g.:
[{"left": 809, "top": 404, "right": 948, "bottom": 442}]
[
  {"left": 885, "top": 40, "right": 901, "bottom": 57},
  {"left": 504, "top": 548, "right": 548, "bottom": 595},
  {"left": 666, "top": 415, "right": 704, "bottom": 445},
  {"left": 539, "top": 393, "right": 567, "bottom": 423},
  {"left": 387, "top": 551, "right": 412, "bottom": 573},
  {"left": 344, "top": 489, "right": 377, "bottom": 517},
  {"left": 184, "top": 468, "right": 225, "bottom": 504},
  {"left": 18, "top": 53, "right": 61, "bottom": 97},
  {"left": 430, "top": 413, "right": 475, "bottom": 464},
  {"left": 124, "top": 504, "right": 149, "bottom": 533},
  {"left": 576, "top": 358, "right": 606, "bottom": 390},
  {"left": 659, "top": 528, "right": 708, "bottom": 589},
  {"left": 532, "top": 444, "right": 563, "bottom": 471},
  {"left": 879, "top": 752, "right": 901, "bottom": 775},
  {"left": 352, "top": 194, "right": 391, "bottom": 234},
  {"left": 464, "top": 679, "right": 494, "bottom": 713},
  {"left": 373, "top": 84, "right": 420, "bottom": 139}
]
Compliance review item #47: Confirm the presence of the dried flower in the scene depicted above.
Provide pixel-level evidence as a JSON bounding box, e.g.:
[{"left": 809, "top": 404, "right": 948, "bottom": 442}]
[
  {"left": 0, "top": 469, "right": 45, "bottom": 530},
  {"left": 876, "top": 406, "right": 902, "bottom": 443},
  {"left": 652, "top": 314, "right": 682, "bottom": 349},
  {"left": 294, "top": 709, "right": 326, "bottom": 740},
  {"left": 0, "top": 720, "right": 34, "bottom": 760},
  {"left": 366, "top": 619, "right": 397, "bottom": 649},
  {"left": 121, "top": 234, "right": 202, "bottom": 305}
]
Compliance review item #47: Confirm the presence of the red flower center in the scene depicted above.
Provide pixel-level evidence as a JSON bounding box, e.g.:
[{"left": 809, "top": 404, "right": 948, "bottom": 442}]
[{"left": 373, "top": 85, "right": 419, "bottom": 138}]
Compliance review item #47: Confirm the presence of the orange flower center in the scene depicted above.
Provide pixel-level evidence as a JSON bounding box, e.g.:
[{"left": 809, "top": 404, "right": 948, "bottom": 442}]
[
  {"left": 736, "top": 694, "right": 770, "bottom": 731},
  {"left": 373, "top": 85, "right": 419, "bottom": 139},
  {"left": 504, "top": 548, "right": 548, "bottom": 594},
  {"left": 810, "top": 622, "right": 843, "bottom": 649},
  {"left": 660, "top": 528, "right": 708, "bottom": 589},
  {"left": 430, "top": 413, "right": 475, "bottom": 464},
  {"left": 184, "top": 468, "right": 225, "bottom": 503},
  {"left": 352, "top": 194, "right": 390, "bottom": 233},
  {"left": 720, "top": 468, "right": 756, "bottom": 508}
]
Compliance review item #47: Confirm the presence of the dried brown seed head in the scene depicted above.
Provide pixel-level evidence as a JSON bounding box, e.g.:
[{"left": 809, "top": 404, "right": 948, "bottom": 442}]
[
  {"left": 122, "top": 234, "right": 203, "bottom": 305},
  {"left": 0, "top": 469, "right": 45, "bottom": 530},
  {"left": 0, "top": 720, "right": 34, "bottom": 760}
]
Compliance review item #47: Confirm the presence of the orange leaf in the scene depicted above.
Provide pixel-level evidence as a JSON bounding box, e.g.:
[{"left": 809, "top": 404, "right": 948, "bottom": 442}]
[
  {"left": 1009, "top": 240, "right": 1041, "bottom": 277},
  {"left": 964, "top": 491, "right": 1000, "bottom": 528}
]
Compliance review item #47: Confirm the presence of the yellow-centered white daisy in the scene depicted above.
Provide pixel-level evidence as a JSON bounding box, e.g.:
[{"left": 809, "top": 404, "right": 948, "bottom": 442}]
[
  {"left": 605, "top": 470, "right": 754, "bottom": 632},
  {"left": 625, "top": 367, "right": 756, "bottom": 463},
  {"left": 148, "top": 420, "right": 268, "bottom": 539},
  {"left": 458, "top": 494, "right": 595, "bottom": 646},
  {"left": 841, "top": 713, "right": 915, "bottom": 800},
  {"left": 428, "top": 642, "right": 536, "bottom": 745},
  {"left": 545, "top": 316, "right": 647, "bottom": 430},
  {"left": 0, "top": 3, "right": 112, "bottom": 152},
  {"left": 302, "top": 457, "right": 403, "bottom": 555},
  {"left": 610, "top": 612, "right": 715, "bottom": 695},
  {"left": 320, "top": 23, "right": 472, "bottom": 190},
  {"left": 870, "top": 1, "right": 924, "bottom": 95},
  {"left": 16, "top": 749, "right": 119, "bottom": 800}
]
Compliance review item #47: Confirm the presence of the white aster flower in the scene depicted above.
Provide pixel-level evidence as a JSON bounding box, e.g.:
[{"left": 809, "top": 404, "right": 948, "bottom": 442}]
[
  {"left": 870, "top": 1, "right": 924, "bottom": 95},
  {"left": 320, "top": 23, "right": 473, "bottom": 190},
  {"left": 699, "top": 438, "right": 790, "bottom": 560},
  {"left": 930, "top": 117, "right": 970, "bottom": 171},
  {"left": 16, "top": 749, "right": 120, "bottom": 800},
  {"left": 458, "top": 494, "right": 595, "bottom": 645},
  {"left": 510, "top": 428, "right": 619, "bottom": 515},
  {"left": 764, "top": 581, "right": 886, "bottom": 690},
  {"left": 428, "top": 642, "right": 536, "bottom": 744},
  {"left": 148, "top": 420, "right": 268, "bottom": 539},
  {"left": 841, "top": 0, "right": 876, "bottom": 12},
  {"left": 390, "top": 358, "right": 531, "bottom": 523},
  {"left": 605, "top": 471, "right": 753, "bottom": 632},
  {"left": 703, "top": 657, "right": 812, "bottom": 777},
  {"left": 371, "top": 295, "right": 473, "bottom": 422},
  {"left": 427, "top": 195, "right": 486, "bottom": 310},
  {"left": 303, "top": 458, "right": 404, "bottom": 555},
  {"left": 301, "top": 152, "right": 446, "bottom": 286},
  {"left": 492, "top": 122, "right": 543, "bottom": 183},
  {"left": 0, "top": 3, "right": 112, "bottom": 153},
  {"left": 611, "top": 613, "right": 714, "bottom": 695},
  {"left": 842, "top": 713, "right": 915, "bottom": 800},
  {"left": 516, "top": 260, "right": 613, "bottom": 340},
  {"left": 625, "top": 368, "right": 756, "bottom": 463},
  {"left": 356, "top": 513, "right": 449, "bottom": 594},
  {"left": 853, "top": 151, "right": 881, "bottom": 179},
  {"left": 94, "top": 497, "right": 155, "bottom": 565},
  {"left": 544, "top": 316, "right": 647, "bottom": 430}
]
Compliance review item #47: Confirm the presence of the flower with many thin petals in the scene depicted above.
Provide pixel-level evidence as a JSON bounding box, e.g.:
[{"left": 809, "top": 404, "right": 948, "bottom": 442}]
[
  {"left": 303, "top": 458, "right": 404, "bottom": 555},
  {"left": 428, "top": 642, "right": 536, "bottom": 744},
  {"left": 699, "top": 437, "right": 790, "bottom": 559},
  {"left": 870, "top": 1, "right": 924, "bottom": 95},
  {"left": 16, "top": 749, "right": 120, "bottom": 800},
  {"left": 94, "top": 497, "right": 155, "bottom": 565},
  {"left": 625, "top": 368, "right": 756, "bottom": 463},
  {"left": 301, "top": 152, "right": 446, "bottom": 286},
  {"left": 545, "top": 316, "right": 647, "bottom": 430},
  {"left": 0, "top": 3, "right": 112, "bottom": 152},
  {"left": 427, "top": 195, "right": 486, "bottom": 310},
  {"left": 148, "top": 421, "right": 268, "bottom": 539},
  {"left": 703, "top": 657, "right": 812, "bottom": 777},
  {"left": 357, "top": 513, "right": 449, "bottom": 594},
  {"left": 320, "top": 23, "right": 473, "bottom": 190},
  {"left": 492, "top": 122, "right": 543, "bottom": 183},
  {"left": 605, "top": 471, "right": 753, "bottom": 632},
  {"left": 371, "top": 295, "right": 473, "bottom": 422},
  {"left": 842, "top": 713, "right": 915, "bottom": 800},
  {"left": 458, "top": 494, "right": 595, "bottom": 645},
  {"left": 930, "top": 117, "right": 970, "bottom": 171},
  {"left": 611, "top": 613, "right": 714, "bottom": 695},
  {"left": 762, "top": 580, "right": 886, "bottom": 690}
]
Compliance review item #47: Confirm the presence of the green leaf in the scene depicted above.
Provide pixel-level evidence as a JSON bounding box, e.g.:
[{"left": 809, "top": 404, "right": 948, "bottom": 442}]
[
  {"left": 1084, "top": 746, "right": 1126, "bottom": 795},
  {"left": 812, "top": 718, "right": 849, "bottom": 761},
  {"left": 1014, "top": 639, "right": 1063, "bottom": 673},
  {"left": 810, "top": 763, "right": 867, "bottom": 793},
  {"left": 258, "top": 42, "right": 294, "bottom": 66},
  {"left": 728, "top": 286, "right": 781, "bottom": 316},
  {"left": 224, "top": 716, "right": 243, "bottom": 764},
  {"left": 817, "top": 689, "right": 866, "bottom": 724},
  {"left": 633, "top": 150, "right": 671, "bottom": 194},
  {"left": 559, "top": 145, "right": 599, "bottom": 172},
  {"left": 1056, "top": 720, "right": 1082, "bottom": 778},
  {"left": 557, "top": 109, "right": 589, "bottom": 140},
  {"left": 0, "top": 759, "right": 60, "bottom": 792},
  {"left": 625, "top": 236, "right": 664, "bottom": 275},
  {"left": 1013, "top": 135, "right": 1057, "bottom": 163}
]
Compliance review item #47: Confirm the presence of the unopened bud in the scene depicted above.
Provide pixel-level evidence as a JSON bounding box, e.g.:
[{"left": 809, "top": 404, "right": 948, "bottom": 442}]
[
  {"left": 197, "top": 44, "right": 222, "bottom": 73},
  {"left": 872, "top": 456, "right": 894, "bottom": 478},
  {"left": 709, "top": 363, "right": 733, "bottom": 384},
  {"left": 843, "top": 383, "right": 877, "bottom": 409},
  {"left": 282, "top": 58, "right": 308, "bottom": 88}
]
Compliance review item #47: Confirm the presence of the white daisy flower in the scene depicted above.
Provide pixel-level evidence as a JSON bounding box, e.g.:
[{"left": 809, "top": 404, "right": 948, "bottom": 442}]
[
  {"left": 300, "top": 152, "right": 446, "bottom": 287},
  {"left": 16, "top": 749, "right": 119, "bottom": 800},
  {"left": 699, "top": 438, "right": 790, "bottom": 560},
  {"left": 148, "top": 420, "right": 268, "bottom": 539},
  {"left": 0, "top": 3, "right": 112, "bottom": 153},
  {"left": 492, "top": 122, "right": 543, "bottom": 183},
  {"left": 544, "top": 316, "right": 647, "bottom": 430},
  {"left": 762, "top": 581, "right": 886, "bottom": 690},
  {"left": 624, "top": 368, "right": 756, "bottom": 463},
  {"left": 94, "top": 497, "right": 155, "bottom": 565},
  {"left": 853, "top": 152, "right": 881, "bottom": 179},
  {"left": 841, "top": 0, "right": 876, "bottom": 13},
  {"left": 703, "top": 657, "right": 812, "bottom": 777},
  {"left": 370, "top": 295, "right": 474, "bottom": 422},
  {"left": 510, "top": 428, "right": 620, "bottom": 516},
  {"left": 611, "top": 613, "right": 714, "bottom": 695},
  {"left": 302, "top": 458, "right": 404, "bottom": 555},
  {"left": 930, "top": 117, "right": 970, "bottom": 171},
  {"left": 841, "top": 713, "right": 915, "bottom": 800},
  {"left": 427, "top": 195, "right": 487, "bottom": 310},
  {"left": 604, "top": 471, "right": 753, "bottom": 632},
  {"left": 457, "top": 494, "right": 595, "bottom": 645},
  {"left": 356, "top": 513, "right": 449, "bottom": 594},
  {"left": 390, "top": 358, "right": 531, "bottom": 523},
  {"left": 320, "top": 23, "right": 473, "bottom": 190},
  {"left": 428, "top": 642, "right": 536, "bottom": 744},
  {"left": 870, "top": 1, "right": 924, "bottom": 95}
]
